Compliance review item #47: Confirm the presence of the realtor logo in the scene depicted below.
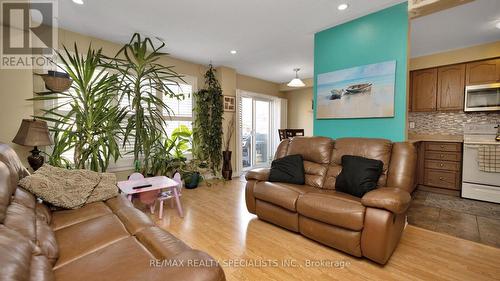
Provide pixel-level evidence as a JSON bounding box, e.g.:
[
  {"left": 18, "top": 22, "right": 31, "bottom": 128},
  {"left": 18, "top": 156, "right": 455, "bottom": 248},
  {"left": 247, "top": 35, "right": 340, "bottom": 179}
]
[{"left": 1, "top": 0, "right": 57, "bottom": 68}]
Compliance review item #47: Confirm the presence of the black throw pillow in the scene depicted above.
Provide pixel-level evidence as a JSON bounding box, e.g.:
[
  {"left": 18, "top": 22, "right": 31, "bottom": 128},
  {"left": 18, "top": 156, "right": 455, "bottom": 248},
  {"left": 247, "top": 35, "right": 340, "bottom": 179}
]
[
  {"left": 335, "top": 155, "right": 383, "bottom": 198},
  {"left": 268, "top": 154, "right": 305, "bottom": 185}
]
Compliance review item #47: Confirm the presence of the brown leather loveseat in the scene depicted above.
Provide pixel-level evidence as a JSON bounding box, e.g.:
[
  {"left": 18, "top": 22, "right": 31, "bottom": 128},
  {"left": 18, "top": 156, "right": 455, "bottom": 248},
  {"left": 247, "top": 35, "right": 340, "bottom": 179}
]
[
  {"left": 0, "top": 143, "right": 225, "bottom": 281},
  {"left": 245, "top": 137, "right": 416, "bottom": 264}
]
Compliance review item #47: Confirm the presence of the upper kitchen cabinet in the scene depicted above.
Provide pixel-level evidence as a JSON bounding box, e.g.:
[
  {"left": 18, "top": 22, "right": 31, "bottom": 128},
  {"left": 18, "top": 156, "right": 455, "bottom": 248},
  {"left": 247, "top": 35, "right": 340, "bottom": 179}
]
[
  {"left": 411, "top": 68, "right": 437, "bottom": 112},
  {"left": 465, "top": 58, "right": 500, "bottom": 85},
  {"left": 437, "top": 64, "right": 466, "bottom": 111}
]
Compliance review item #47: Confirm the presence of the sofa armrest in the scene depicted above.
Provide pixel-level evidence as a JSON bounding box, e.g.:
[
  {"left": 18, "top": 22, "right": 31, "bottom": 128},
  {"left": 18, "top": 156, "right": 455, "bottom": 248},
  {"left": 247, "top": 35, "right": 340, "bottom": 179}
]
[
  {"left": 245, "top": 168, "right": 271, "bottom": 181},
  {"left": 361, "top": 187, "right": 411, "bottom": 214}
]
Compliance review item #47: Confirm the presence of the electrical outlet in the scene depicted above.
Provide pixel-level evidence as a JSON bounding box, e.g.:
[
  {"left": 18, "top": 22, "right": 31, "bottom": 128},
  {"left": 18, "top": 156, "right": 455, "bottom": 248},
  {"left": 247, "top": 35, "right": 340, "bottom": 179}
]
[{"left": 409, "top": 122, "right": 415, "bottom": 129}]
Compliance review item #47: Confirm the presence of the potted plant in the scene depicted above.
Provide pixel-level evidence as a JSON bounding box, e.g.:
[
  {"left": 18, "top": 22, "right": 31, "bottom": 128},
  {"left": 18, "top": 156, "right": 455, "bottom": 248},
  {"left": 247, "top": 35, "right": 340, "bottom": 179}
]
[
  {"left": 192, "top": 64, "right": 224, "bottom": 176},
  {"left": 222, "top": 115, "right": 235, "bottom": 180},
  {"left": 105, "top": 33, "right": 185, "bottom": 175},
  {"left": 181, "top": 159, "right": 208, "bottom": 189},
  {"left": 149, "top": 125, "right": 192, "bottom": 177},
  {"left": 31, "top": 44, "right": 127, "bottom": 172}
]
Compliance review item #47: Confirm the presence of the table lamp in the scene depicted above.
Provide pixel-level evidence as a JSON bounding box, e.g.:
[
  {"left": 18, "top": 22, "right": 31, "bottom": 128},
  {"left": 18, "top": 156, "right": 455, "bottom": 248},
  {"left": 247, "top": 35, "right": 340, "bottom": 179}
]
[{"left": 12, "top": 119, "right": 53, "bottom": 171}]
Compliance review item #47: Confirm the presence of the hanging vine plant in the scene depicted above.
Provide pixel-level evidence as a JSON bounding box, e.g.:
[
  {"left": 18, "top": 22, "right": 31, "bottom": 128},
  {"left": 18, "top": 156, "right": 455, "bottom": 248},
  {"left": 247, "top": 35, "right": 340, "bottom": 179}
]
[{"left": 193, "top": 64, "right": 224, "bottom": 175}]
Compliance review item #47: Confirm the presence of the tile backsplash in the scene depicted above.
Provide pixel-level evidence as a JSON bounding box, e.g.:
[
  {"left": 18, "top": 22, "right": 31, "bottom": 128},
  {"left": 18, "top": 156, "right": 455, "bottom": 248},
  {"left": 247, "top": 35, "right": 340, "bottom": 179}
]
[{"left": 408, "top": 112, "right": 500, "bottom": 135}]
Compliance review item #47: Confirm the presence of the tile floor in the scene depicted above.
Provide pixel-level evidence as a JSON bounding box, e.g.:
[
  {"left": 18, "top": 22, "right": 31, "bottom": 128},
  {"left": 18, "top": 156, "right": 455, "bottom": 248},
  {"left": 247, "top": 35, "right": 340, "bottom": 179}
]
[{"left": 407, "top": 190, "right": 500, "bottom": 248}]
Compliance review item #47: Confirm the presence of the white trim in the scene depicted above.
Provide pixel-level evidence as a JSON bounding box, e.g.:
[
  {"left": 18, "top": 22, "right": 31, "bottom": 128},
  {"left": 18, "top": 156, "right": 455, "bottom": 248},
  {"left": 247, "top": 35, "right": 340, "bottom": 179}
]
[{"left": 236, "top": 90, "right": 286, "bottom": 175}]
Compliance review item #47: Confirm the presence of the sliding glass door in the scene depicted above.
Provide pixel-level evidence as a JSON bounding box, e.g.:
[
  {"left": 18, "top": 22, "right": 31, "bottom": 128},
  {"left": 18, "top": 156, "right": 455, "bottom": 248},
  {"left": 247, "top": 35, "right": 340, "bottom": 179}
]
[{"left": 240, "top": 95, "right": 272, "bottom": 171}]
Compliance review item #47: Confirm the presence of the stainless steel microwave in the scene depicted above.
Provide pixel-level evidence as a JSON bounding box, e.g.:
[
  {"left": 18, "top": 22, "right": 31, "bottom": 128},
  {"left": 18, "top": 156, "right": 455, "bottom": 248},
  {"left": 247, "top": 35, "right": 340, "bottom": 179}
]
[{"left": 464, "top": 83, "right": 500, "bottom": 112}]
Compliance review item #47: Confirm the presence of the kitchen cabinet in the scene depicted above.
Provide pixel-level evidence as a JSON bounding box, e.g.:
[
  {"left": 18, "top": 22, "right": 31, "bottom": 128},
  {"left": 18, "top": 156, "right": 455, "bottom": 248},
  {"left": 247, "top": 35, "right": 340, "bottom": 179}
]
[
  {"left": 465, "top": 58, "right": 500, "bottom": 85},
  {"left": 416, "top": 141, "right": 463, "bottom": 195},
  {"left": 437, "top": 64, "right": 465, "bottom": 111},
  {"left": 411, "top": 68, "right": 437, "bottom": 112},
  {"left": 410, "top": 65, "right": 465, "bottom": 112}
]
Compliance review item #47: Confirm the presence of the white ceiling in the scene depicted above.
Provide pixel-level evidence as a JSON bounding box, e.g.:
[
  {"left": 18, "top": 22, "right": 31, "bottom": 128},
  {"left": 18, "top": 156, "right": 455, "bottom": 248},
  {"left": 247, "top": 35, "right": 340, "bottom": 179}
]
[
  {"left": 410, "top": 0, "right": 500, "bottom": 58},
  {"left": 55, "top": 0, "right": 405, "bottom": 83}
]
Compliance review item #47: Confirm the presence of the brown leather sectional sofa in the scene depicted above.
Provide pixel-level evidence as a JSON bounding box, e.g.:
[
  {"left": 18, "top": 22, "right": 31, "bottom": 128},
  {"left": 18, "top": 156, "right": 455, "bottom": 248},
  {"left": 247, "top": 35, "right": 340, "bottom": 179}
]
[
  {"left": 0, "top": 144, "right": 225, "bottom": 281},
  {"left": 245, "top": 137, "right": 416, "bottom": 264}
]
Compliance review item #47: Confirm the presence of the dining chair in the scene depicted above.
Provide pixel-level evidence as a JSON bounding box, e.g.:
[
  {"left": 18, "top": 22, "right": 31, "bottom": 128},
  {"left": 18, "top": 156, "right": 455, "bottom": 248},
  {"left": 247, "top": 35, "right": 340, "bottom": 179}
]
[
  {"left": 157, "top": 171, "right": 184, "bottom": 219},
  {"left": 129, "top": 172, "right": 159, "bottom": 214}
]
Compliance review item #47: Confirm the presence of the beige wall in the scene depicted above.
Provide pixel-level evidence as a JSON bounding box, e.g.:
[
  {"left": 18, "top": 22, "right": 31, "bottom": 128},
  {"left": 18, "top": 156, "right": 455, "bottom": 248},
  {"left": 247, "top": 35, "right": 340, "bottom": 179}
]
[
  {"left": 236, "top": 74, "right": 283, "bottom": 98},
  {"left": 0, "top": 68, "right": 34, "bottom": 168},
  {"left": 286, "top": 88, "right": 314, "bottom": 136},
  {"left": 0, "top": 26, "right": 281, "bottom": 179},
  {"left": 410, "top": 40, "right": 500, "bottom": 70}
]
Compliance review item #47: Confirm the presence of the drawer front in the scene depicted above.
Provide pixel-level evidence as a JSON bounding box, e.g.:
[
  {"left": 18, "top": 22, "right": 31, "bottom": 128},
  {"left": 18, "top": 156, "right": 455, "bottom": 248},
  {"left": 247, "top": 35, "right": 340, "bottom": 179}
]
[
  {"left": 425, "top": 151, "right": 461, "bottom": 162},
  {"left": 424, "top": 169, "right": 460, "bottom": 190},
  {"left": 424, "top": 160, "right": 460, "bottom": 171},
  {"left": 425, "top": 142, "right": 462, "bottom": 152}
]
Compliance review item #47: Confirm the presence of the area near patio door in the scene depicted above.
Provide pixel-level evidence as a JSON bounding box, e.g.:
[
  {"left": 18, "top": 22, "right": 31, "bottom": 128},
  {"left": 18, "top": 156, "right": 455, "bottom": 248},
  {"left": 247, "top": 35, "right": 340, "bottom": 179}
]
[{"left": 240, "top": 95, "right": 272, "bottom": 171}]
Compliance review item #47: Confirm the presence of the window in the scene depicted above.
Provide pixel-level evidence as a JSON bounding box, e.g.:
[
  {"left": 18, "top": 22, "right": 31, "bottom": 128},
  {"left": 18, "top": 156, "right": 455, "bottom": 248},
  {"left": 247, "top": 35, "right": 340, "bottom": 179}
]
[{"left": 163, "top": 77, "right": 196, "bottom": 138}]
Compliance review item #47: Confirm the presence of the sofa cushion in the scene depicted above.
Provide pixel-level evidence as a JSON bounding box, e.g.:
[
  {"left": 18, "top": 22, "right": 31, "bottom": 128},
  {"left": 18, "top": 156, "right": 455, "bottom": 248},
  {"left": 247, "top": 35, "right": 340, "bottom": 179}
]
[
  {"left": 0, "top": 225, "right": 55, "bottom": 281},
  {"left": 335, "top": 155, "right": 383, "bottom": 198},
  {"left": 0, "top": 143, "right": 30, "bottom": 195},
  {"left": 253, "top": 181, "right": 316, "bottom": 211},
  {"left": 297, "top": 191, "right": 365, "bottom": 231},
  {"left": 36, "top": 216, "right": 59, "bottom": 265},
  {"left": 30, "top": 254, "right": 55, "bottom": 281},
  {"left": 0, "top": 161, "right": 12, "bottom": 224},
  {"left": 287, "top": 137, "right": 333, "bottom": 188},
  {"left": 105, "top": 194, "right": 134, "bottom": 213},
  {"left": 135, "top": 226, "right": 190, "bottom": 259},
  {"left": 323, "top": 138, "right": 392, "bottom": 189},
  {"left": 54, "top": 214, "right": 129, "bottom": 268},
  {"left": 54, "top": 237, "right": 225, "bottom": 281},
  {"left": 13, "top": 187, "right": 36, "bottom": 209},
  {"left": 287, "top": 137, "right": 333, "bottom": 164},
  {"left": 51, "top": 201, "right": 112, "bottom": 231},
  {"left": 268, "top": 154, "right": 305, "bottom": 185},
  {"left": 18, "top": 164, "right": 98, "bottom": 209},
  {"left": 54, "top": 237, "right": 156, "bottom": 281},
  {"left": 115, "top": 207, "right": 155, "bottom": 235},
  {"left": 4, "top": 201, "right": 36, "bottom": 242},
  {"left": 35, "top": 203, "right": 52, "bottom": 224}
]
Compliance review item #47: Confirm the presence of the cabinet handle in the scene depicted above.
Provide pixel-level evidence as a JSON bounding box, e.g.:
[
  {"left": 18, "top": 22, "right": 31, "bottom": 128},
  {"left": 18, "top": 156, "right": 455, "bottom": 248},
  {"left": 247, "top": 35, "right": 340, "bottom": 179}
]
[
  {"left": 439, "top": 177, "right": 444, "bottom": 180},
  {"left": 440, "top": 154, "right": 444, "bottom": 158},
  {"left": 439, "top": 163, "right": 444, "bottom": 167},
  {"left": 440, "top": 145, "right": 444, "bottom": 148}
]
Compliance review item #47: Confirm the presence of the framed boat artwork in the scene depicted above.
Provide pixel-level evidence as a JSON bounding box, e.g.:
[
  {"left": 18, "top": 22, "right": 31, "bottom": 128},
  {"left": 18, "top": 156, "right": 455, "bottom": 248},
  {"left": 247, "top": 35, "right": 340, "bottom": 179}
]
[{"left": 316, "top": 60, "right": 396, "bottom": 119}]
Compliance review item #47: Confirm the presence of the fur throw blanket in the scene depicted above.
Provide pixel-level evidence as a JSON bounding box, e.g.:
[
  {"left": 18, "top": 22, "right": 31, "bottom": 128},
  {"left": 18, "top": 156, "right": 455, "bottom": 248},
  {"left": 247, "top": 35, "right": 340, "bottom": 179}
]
[{"left": 19, "top": 164, "right": 118, "bottom": 209}]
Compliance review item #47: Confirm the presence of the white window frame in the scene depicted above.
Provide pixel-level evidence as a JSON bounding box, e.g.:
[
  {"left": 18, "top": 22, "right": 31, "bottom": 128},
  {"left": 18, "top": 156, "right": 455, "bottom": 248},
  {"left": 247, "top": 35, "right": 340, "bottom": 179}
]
[
  {"left": 235, "top": 89, "right": 287, "bottom": 176},
  {"left": 108, "top": 75, "right": 197, "bottom": 171}
]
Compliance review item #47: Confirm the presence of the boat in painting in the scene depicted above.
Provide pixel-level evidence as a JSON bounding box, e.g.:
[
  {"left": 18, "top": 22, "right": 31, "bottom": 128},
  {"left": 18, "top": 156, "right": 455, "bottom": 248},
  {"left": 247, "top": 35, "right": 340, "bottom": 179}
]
[{"left": 344, "top": 83, "right": 372, "bottom": 94}]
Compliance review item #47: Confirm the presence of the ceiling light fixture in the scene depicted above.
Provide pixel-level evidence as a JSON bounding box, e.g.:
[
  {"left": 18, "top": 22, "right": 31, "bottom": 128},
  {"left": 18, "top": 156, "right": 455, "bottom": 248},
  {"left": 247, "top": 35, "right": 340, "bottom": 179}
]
[
  {"left": 496, "top": 21, "right": 500, "bottom": 29},
  {"left": 230, "top": 50, "right": 237, "bottom": 54},
  {"left": 287, "top": 68, "right": 305, "bottom": 88},
  {"left": 72, "top": 0, "right": 84, "bottom": 5},
  {"left": 337, "top": 3, "right": 349, "bottom": 11}
]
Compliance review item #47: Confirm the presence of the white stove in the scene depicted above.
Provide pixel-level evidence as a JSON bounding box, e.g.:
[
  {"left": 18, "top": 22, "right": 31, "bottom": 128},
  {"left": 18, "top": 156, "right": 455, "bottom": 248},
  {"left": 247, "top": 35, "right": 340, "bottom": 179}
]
[{"left": 462, "top": 123, "right": 500, "bottom": 204}]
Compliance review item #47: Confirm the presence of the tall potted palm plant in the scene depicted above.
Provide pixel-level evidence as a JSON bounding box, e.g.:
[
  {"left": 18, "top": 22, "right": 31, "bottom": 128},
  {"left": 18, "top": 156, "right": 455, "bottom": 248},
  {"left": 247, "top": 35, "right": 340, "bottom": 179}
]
[
  {"left": 106, "top": 33, "right": 185, "bottom": 174},
  {"left": 32, "top": 44, "right": 127, "bottom": 172}
]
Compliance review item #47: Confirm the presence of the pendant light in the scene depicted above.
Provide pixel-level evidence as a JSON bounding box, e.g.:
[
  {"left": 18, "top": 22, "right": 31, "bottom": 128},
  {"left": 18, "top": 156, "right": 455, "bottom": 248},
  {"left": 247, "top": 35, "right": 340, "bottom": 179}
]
[{"left": 287, "top": 68, "right": 305, "bottom": 87}]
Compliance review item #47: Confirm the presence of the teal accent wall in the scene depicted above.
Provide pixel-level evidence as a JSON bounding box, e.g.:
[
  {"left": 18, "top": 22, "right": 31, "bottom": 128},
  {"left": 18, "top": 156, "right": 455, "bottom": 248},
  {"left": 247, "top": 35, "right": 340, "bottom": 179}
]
[{"left": 313, "top": 3, "right": 408, "bottom": 141}]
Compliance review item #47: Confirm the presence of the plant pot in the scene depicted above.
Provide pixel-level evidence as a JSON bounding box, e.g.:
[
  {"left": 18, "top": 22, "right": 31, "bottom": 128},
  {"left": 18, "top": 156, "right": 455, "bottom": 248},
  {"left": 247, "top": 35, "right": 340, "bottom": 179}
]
[
  {"left": 184, "top": 172, "right": 201, "bottom": 189},
  {"left": 42, "top": 74, "right": 72, "bottom": 92},
  {"left": 48, "top": 70, "right": 70, "bottom": 78},
  {"left": 222, "top": 151, "right": 232, "bottom": 180}
]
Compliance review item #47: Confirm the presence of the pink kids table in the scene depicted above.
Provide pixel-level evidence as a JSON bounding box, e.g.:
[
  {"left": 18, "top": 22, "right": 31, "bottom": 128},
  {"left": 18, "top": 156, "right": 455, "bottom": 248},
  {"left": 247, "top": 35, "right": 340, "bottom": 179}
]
[{"left": 117, "top": 175, "right": 183, "bottom": 218}]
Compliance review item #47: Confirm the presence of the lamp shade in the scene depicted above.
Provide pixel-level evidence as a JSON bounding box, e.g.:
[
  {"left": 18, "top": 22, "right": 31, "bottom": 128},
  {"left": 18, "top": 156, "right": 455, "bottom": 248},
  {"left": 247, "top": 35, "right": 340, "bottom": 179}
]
[
  {"left": 287, "top": 78, "right": 306, "bottom": 87},
  {"left": 12, "top": 119, "right": 53, "bottom": 147}
]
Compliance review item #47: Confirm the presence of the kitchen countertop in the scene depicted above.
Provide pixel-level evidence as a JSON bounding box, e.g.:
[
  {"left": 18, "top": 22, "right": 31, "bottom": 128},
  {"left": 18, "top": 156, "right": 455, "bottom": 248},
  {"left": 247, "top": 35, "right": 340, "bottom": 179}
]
[{"left": 408, "top": 133, "right": 463, "bottom": 143}]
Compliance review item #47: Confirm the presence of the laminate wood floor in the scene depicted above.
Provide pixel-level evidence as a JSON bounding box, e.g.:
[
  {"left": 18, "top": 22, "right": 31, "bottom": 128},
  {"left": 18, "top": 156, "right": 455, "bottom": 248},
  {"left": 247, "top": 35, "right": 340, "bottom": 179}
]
[{"left": 139, "top": 179, "right": 500, "bottom": 281}]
